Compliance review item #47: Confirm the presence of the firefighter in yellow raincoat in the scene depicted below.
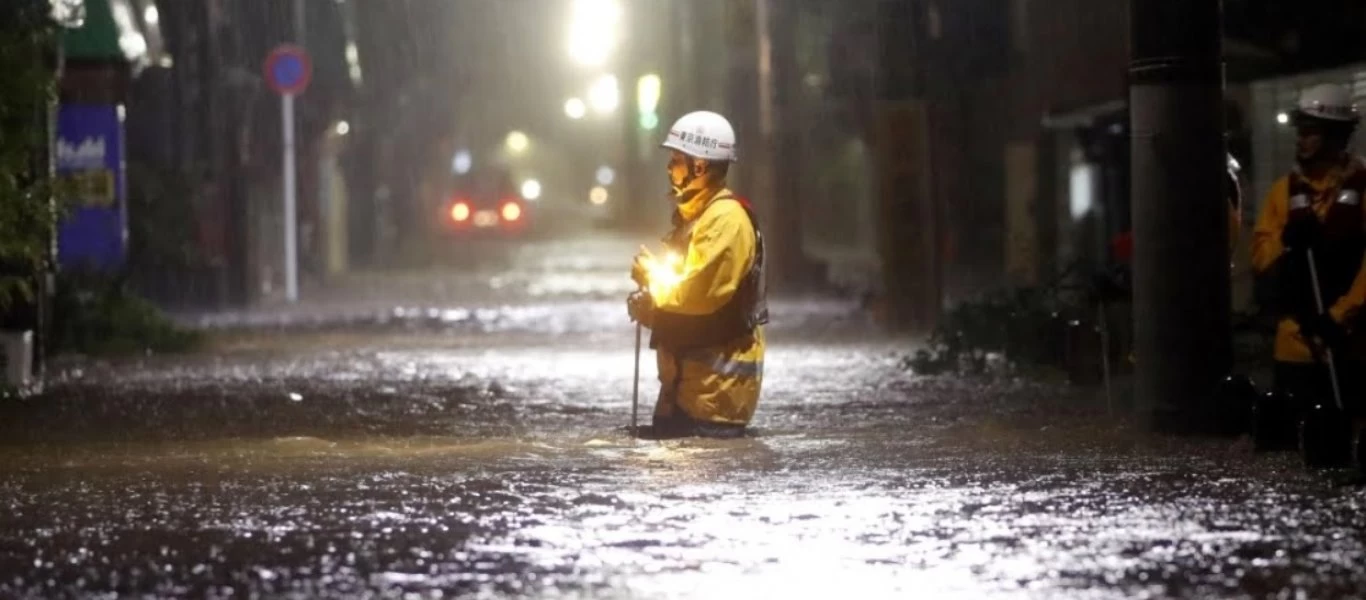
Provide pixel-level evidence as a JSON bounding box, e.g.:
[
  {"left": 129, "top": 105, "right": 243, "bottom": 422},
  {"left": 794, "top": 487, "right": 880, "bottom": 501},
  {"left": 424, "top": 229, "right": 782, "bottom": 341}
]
[
  {"left": 1251, "top": 83, "right": 1366, "bottom": 461},
  {"left": 627, "top": 111, "right": 767, "bottom": 439}
]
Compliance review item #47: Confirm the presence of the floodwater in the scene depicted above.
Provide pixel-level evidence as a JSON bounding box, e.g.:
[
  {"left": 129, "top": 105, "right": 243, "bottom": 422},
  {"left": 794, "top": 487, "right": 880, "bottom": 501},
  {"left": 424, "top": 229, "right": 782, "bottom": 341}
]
[{"left": 1, "top": 234, "right": 1364, "bottom": 599}]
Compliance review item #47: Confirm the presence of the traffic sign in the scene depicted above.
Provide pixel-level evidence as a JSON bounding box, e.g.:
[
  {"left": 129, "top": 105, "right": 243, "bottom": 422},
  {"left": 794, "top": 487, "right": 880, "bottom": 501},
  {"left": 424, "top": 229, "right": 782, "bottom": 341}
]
[
  {"left": 264, "top": 43, "right": 311, "bottom": 303},
  {"left": 264, "top": 45, "right": 312, "bottom": 96}
]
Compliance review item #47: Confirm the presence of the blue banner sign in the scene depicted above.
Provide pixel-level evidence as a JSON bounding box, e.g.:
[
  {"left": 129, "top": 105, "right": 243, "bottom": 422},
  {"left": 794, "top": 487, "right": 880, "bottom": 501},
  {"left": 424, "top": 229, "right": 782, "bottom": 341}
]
[{"left": 56, "top": 103, "right": 128, "bottom": 272}]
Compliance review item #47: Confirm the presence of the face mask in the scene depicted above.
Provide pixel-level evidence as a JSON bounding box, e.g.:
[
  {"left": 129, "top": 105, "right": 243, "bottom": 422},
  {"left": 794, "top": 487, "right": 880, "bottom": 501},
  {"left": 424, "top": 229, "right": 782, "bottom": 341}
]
[{"left": 669, "top": 156, "right": 709, "bottom": 203}]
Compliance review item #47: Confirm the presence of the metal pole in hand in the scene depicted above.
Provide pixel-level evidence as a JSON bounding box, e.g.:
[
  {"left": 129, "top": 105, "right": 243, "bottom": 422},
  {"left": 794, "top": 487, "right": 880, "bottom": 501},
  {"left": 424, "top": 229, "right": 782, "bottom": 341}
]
[
  {"left": 1098, "top": 300, "right": 1114, "bottom": 416},
  {"left": 632, "top": 322, "right": 642, "bottom": 438},
  {"left": 1306, "top": 249, "right": 1345, "bottom": 411}
]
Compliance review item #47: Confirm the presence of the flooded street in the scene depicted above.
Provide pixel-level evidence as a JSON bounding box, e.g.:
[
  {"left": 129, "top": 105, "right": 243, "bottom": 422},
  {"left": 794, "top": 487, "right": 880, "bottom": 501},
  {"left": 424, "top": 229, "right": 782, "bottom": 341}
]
[{"left": 2, "top": 234, "right": 1365, "bottom": 599}]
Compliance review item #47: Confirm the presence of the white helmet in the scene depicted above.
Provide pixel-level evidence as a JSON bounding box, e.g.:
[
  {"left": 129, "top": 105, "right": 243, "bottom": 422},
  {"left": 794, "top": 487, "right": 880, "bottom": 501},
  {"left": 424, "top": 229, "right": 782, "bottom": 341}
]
[
  {"left": 1296, "top": 83, "right": 1359, "bottom": 123},
  {"left": 661, "top": 111, "right": 737, "bottom": 162}
]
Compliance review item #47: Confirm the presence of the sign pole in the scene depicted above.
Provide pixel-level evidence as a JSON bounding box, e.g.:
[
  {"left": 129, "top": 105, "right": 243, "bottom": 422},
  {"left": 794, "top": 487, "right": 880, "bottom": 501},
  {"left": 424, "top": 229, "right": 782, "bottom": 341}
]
[
  {"left": 264, "top": 44, "right": 310, "bottom": 304},
  {"left": 282, "top": 92, "right": 299, "bottom": 303}
]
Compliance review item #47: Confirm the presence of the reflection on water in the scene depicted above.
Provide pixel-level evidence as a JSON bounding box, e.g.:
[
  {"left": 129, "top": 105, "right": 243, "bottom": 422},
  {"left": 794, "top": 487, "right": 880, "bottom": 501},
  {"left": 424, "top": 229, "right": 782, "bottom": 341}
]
[
  {"left": 6, "top": 416, "right": 1351, "bottom": 599},
  {"left": 2, "top": 237, "right": 1361, "bottom": 598}
]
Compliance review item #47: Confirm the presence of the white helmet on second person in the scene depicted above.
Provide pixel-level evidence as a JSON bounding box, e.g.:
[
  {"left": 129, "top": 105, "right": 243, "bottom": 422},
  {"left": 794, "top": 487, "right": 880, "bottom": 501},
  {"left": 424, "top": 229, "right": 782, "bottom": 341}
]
[
  {"left": 662, "top": 111, "right": 738, "bottom": 162},
  {"left": 1295, "top": 83, "right": 1360, "bottom": 123}
]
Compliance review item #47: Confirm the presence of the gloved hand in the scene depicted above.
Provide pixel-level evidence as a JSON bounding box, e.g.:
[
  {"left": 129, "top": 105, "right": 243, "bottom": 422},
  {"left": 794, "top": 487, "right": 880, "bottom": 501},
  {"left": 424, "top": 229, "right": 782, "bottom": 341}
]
[
  {"left": 1282, "top": 211, "right": 1321, "bottom": 251},
  {"left": 1300, "top": 313, "right": 1348, "bottom": 350},
  {"left": 627, "top": 290, "right": 654, "bottom": 326},
  {"left": 631, "top": 246, "right": 654, "bottom": 288},
  {"left": 631, "top": 258, "right": 649, "bottom": 288}
]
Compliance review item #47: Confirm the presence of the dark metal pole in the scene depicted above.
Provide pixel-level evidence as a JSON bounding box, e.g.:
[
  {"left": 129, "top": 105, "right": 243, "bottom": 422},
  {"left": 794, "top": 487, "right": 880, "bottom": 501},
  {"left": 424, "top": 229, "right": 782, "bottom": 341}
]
[
  {"left": 619, "top": 3, "right": 644, "bottom": 231},
  {"left": 763, "top": 0, "right": 813, "bottom": 292},
  {"left": 293, "top": 0, "right": 307, "bottom": 45},
  {"left": 874, "top": 0, "right": 941, "bottom": 333},
  {"left": 1129, "top": 0, "right": 1230, "bottom": 432}
]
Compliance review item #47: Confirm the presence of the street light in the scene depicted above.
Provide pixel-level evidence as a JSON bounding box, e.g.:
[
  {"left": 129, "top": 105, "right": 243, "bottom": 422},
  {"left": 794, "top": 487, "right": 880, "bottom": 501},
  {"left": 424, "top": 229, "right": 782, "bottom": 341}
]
[
  {"left": 637, "top": 74, "right": 662, "bottom": 130},
  {"left": 564, "top": 97, "right": 587, "bottom": 120},
  {"left": 506, "top": 131, "right": 530, "bottom": 155},
  {"left": 596, "top": 166, "right": 616, "bottom": 186},
  {"left": 452, "top": 149, "right": 472, "bottom": 174},
  {"left": 567, "top": 0, "right": 621, "bottom": 68},
  {"left": 589, "top": 74, "right": 620, "bottom": 115},
  {"left": 637, "top": 74, "right": 661, "bottom": 115},
  {"left": 521, "top": 179, "right": 543, "bottom": 201},
  {"left": 590, "top": 186, "right": 610, "bottom": 205}
]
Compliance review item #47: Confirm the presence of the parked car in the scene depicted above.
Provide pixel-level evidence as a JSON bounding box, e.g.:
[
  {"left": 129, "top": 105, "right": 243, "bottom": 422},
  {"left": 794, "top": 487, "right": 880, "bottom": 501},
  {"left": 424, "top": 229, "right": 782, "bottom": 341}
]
[{"left": 439, "top": 168, "right": 529, "bottom": 238}]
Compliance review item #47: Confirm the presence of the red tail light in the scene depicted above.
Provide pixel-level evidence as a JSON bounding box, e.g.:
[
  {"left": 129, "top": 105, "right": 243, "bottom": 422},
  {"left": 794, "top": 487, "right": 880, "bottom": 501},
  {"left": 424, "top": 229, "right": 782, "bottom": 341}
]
[
  {"left": 501, "top": 201, "right": 522, "bottom": 222},
  {"left": 450, "top": 201, "right": 471, "bottom": 222}
]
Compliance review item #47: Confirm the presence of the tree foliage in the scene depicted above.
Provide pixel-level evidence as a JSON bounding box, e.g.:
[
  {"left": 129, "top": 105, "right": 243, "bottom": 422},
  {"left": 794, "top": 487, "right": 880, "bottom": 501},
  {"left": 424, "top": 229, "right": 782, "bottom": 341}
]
[{"left": 0, "top": 1, "right": 60, "bottom": 312}]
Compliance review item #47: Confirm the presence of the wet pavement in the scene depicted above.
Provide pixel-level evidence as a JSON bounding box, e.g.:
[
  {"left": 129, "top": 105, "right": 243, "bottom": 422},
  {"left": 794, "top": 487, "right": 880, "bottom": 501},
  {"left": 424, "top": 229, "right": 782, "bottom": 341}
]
[{"left": 3, "top": 233, "right": 1366, "bottom": 599}]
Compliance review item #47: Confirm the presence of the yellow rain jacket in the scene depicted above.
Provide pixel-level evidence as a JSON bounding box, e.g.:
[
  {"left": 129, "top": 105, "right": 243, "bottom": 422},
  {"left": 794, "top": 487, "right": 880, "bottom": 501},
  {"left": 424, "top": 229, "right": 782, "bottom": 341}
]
[
  {"left": 646, "top": 188, "right": 766, "bottom": 427},
  {"left": 1252, "top": 156, "right": 1366, "bottom": 363}
]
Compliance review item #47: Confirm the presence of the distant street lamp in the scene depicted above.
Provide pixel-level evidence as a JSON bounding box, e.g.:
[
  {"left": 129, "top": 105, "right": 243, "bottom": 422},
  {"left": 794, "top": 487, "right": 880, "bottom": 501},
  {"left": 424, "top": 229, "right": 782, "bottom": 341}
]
[
  {"left": 589, "top": 74, "right": 620, "bottom": 115},
  {"left": 521, "top": 179, "right": 543, "bottom": 201},
  {"left": 637, "top": 74, "right": 661, "bottom": 115},
  {"left": 590, "top": 186, "right": 610, "bottom": 205},
  {"left": 567, "top": 0, "right": 621, "bottom": 68},
  {"left": 637, "top": 73, "right": 662, "bottom": 131},
  {"left": 452, "top": 149, "right": 472, "bottom": 174},
  {"left": 596, "top": 166, "right": 615, "bottom": 186},
  {"left": 506, "top": 131, "right": 530, "bottom": 155},
  {"left": 564, "top": 97, "right": 587, "bottom": 120}
]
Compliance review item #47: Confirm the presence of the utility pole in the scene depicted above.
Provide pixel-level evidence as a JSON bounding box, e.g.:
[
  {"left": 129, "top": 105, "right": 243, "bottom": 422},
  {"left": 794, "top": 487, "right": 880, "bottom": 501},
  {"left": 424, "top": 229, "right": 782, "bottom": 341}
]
[
  {"left": 764, "top": 0, "right": 814, "bottom": 291},
  {"left": 753, "top": 0, "right": 777, "bottom": 267},
  {"left": 1129, "top": 1, "right": 1230, "bottom": 432},
  {"left": 209, "top": 1, "right": 250, "bottom": 307},
  {"left": 293, "top": 0, "right": 307, "bottom": 44},
  {"left": 752, "top": 0, "right": 814, "bottom": 292},
  {"left": 874, "top": 0, "right": 941, "bottom": 333},
  {"left": 619, "top": 1, "right": 644, "bottom": 231},
  {"left": 722, "top": 0, "right": 765, "bottom": 254}
]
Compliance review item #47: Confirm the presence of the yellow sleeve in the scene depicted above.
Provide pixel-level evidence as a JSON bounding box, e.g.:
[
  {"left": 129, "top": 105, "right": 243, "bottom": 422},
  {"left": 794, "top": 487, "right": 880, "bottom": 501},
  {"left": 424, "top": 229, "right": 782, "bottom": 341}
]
[
  {"left": 1251, "top": 177, "right": 1289, "bottom": 274},
  {"left": 651, "top": 201, "right": 756, "bottom": 316}
]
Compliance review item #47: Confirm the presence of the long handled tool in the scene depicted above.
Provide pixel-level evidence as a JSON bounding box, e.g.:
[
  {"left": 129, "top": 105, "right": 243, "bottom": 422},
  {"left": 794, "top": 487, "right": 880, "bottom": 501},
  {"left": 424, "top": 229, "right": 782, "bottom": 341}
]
[
  {"left": 1097, "top": 300, "right": 1114, "bottom": 416},
  {"left": 632, "top": 321, "right": 642, "bottom": 438},
  {"left": 1306, "top": 249, "right": 1345, "bottom": 412}
]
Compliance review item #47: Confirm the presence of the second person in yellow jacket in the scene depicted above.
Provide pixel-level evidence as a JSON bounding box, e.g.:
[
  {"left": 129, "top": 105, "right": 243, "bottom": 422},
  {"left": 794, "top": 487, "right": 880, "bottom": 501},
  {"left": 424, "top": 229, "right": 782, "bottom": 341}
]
[{"left": 1251, "top": 83, "right": 1366, "bottom": 454}]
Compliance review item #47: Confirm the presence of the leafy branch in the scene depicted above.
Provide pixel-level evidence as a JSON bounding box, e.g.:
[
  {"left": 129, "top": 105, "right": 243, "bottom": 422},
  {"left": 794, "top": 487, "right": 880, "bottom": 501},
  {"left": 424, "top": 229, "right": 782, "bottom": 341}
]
[{"left": 0, "top": 0, "right": 61, "bottom": 313}]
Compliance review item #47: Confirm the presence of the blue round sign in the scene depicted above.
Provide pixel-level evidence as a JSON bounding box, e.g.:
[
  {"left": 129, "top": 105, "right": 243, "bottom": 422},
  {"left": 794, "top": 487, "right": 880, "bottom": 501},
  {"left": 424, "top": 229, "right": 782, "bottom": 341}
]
[{"left": 264, "top": 45, "right": 312, "bottom": 95}]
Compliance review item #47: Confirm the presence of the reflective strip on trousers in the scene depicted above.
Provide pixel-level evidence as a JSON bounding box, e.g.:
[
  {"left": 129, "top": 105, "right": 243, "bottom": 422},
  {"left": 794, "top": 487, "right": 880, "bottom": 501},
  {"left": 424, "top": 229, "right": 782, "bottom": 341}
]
[{"left": 683, "top": 352, "right": 763, "bottom": 379}]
